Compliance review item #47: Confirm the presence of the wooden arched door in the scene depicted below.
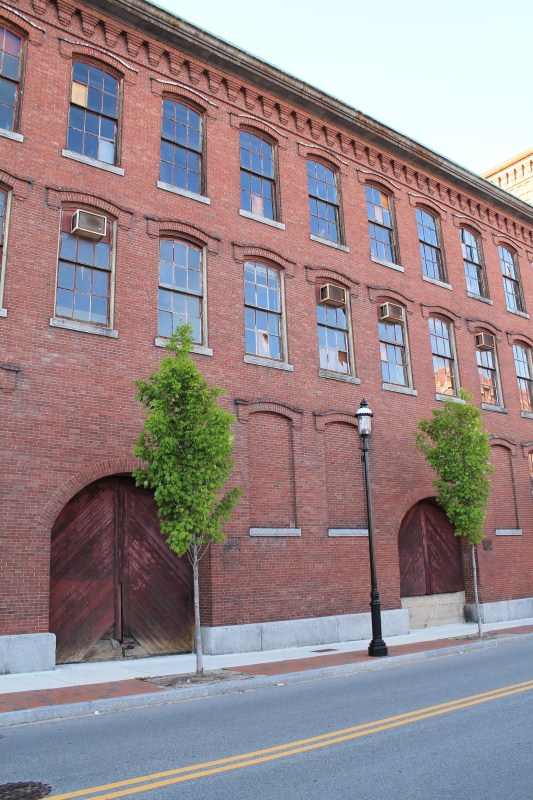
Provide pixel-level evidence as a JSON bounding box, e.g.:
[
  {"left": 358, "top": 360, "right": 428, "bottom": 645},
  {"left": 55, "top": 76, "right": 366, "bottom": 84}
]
[
  {"left": 50, "top": 476, "right": 193, "bottom": 663},
  {"left": 398, "top": 499, "right": 463, "bottom": 597}
]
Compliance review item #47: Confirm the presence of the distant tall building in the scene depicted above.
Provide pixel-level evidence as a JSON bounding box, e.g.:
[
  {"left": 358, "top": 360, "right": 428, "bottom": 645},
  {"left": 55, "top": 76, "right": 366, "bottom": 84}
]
[{"left": 484, "top": 149, "right": 533, "bottom": 204}]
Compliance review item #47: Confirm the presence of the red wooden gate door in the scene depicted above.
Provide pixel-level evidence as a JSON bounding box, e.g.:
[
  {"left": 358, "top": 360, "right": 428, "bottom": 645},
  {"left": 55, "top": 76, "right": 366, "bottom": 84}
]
[
  {"left": 398, "top": 499, "right": 463, "bottom": 597},
  {"left": 50, "top": 476, "right": 192, "bottom": 663}
]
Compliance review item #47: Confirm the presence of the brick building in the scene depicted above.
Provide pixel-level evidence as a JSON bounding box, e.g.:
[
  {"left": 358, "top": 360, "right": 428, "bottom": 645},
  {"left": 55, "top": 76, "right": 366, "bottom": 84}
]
[
  {"left": 484, "top": 149, "right": 533, "bottom": 206},
  {"left": 1, "top": 0, "right": 533, "bottom": 672}
]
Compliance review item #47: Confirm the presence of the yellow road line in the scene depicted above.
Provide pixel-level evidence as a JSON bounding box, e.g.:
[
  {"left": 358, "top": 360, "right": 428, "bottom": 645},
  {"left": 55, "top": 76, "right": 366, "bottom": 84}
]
[{"left": 48, "top": 678, "right": 533, "bottom": 800}]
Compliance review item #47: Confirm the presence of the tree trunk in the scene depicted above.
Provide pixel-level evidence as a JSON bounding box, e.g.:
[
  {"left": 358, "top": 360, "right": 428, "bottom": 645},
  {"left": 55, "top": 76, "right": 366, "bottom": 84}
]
[
  {"left": 192, "top": 544, "right": 203, "bottom": 677},
  {"left": 470, "top": 543, "right": 483, "bottom": 639}
]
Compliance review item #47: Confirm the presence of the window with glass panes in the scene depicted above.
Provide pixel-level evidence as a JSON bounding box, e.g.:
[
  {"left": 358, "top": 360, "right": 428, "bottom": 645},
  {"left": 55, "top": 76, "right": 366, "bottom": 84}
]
[
  {"left": 429, "top": 317, "right": 456, "bottom": 395},
  {"left": 0, "top": 190, "right": 6, "bottom": 257},
  {"left": 417, "top": 208, "right": 444, "bottom": 281},
  {"left": 307, "top": 160, "right": 340, "bottom": 242},
  {"left": 529, "top": 453, "right": 533, "bottom": 495},
  {"left": 240, "top": 131, "right": 276, "bottom": 220},
  {"left": 379, "top": 315, "right": 408, "bottom": 386},
  {"left": 160, "top": 100, "right": 202, "bottom": 194},
  {"left": 513, "top": 343, "right": 533, "bottom": 413},
  {"left": 317, "top": 294, "right": 349, "bottom": 374},
  {"left": 499, "top": 246, "right": 525, "bottom": 313},
  {"left": 244, "top": 262, "right": 282, "bottom": 360},
  {"left": 158, "top": 240, "right": 203, "bottom": 343},
  {"left": 461, "top": 228, "right": 487, "bottom": 297},
  {"left": 0, "top": 25, "right": 22, "bottom": 131},
  {"left": 56, "top": 210, "right": 111, "bottom": 325},
  {"left": 476, "top": 338, "right": 500, "bottom": 405},
  {"left": 366, "top": 186, "right": 397, "bottom": 263},
  {"left": 67, "top": 62, "right": 118, "bottom": 165}
]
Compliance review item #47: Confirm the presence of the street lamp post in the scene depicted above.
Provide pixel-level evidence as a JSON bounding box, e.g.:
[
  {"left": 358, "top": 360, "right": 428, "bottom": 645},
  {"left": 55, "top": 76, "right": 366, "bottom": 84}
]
[{"left": 356, "top": 399, "right": 388, "bottom": 658}]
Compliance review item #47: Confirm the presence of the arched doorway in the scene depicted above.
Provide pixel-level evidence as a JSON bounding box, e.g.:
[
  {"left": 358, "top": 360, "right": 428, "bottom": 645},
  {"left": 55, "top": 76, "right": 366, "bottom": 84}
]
[
  {"left": 399, "top": 499, "right": 464, "bottom": 597},
  {"left": 50, "top": 476, "right": 193, "bottom": 663}
]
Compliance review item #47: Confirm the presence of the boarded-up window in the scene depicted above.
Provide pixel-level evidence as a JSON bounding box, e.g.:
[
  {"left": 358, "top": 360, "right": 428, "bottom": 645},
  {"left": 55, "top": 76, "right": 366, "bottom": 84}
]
[
  {"left": 324, "top": 422, "right": 366, "bottom": 529},
  {"left": 248, "top": 412, "right": 296, "bottom": 527}
]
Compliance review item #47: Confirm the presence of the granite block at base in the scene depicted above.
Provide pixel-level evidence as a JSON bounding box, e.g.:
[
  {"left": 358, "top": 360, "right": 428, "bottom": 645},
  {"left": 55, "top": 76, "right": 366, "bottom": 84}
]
[
  {"left": 465, "top": 596, "right": 533, "bottom": 624},
  {"left": 0, "top": 633, "right": 56, "bottom": 674},
  {"left": 201, "top": 609, "right": 409, "bottom": 655}
]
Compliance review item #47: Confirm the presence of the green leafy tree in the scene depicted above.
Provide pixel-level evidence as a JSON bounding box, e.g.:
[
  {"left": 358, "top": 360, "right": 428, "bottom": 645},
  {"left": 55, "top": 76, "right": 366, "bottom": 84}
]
[
  {"left": 133, "top": 325, "right": 241, "bottom": 675},
  {"left": 415, "top": 389, "right": 493, "bottom": 637}
]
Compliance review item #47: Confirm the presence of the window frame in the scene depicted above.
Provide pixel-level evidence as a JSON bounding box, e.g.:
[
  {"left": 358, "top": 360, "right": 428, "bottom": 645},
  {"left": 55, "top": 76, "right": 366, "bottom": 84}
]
[
  {"left": 513, "top": 342, "right": 533, "bottom": 414},
  {"left": 239, "top": 128, "right": 279, "bottom": 222},
  {"left": 315, "top": 282, "right": 355, "bottom": 377},
  {"left": 416, "top": 206, "right": 446, "bottom": 283},
  {"left": 53, "top": 207, "right": 116, "bottom": 331},
  {"left": 66, "top": 59, "right": 122, "bottom": 167},
  {"left": 243, "top": 260, "right": 287, "bottom": 363},
  {"left": 156, "top": 237, "right": 207, "bottom": 347},
  {"left": 428, "top": 316, "right": 459, "bottom": 397},
  {"left": 529, "top": 452, "right": 533, "bottom": 496},
  {"left": 306, "top": 158, "right": 343, "bottom": 244},
  {"left": 366, "top": 184, "right": 399, "bottom": 265},
  {"left": 0, "top": 186, "right": 11, "bottom": 312},
  {"left": 159, "top": 97, "right": 205, "bottom": 197},
  {"left": 475, "top": 331, "right": 503, "bottom": 408},
  {"left": 460, "top": 227, "right": 489, "bottom": 299},
  {"left": 378, "top": 304, "right": 413, "bottom": 389},
  {"left": 498, "top": 245, "right": 526, "bottom": 315},
  {"left": 0, "top": 22, "right": 25, "bottom": 134}
]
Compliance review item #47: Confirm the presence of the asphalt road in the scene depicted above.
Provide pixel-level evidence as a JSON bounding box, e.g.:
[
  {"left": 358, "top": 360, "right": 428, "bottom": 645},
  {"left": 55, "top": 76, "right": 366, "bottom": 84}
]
[{"left": 2, "top": 639, "right": 533, "bottom": 800}]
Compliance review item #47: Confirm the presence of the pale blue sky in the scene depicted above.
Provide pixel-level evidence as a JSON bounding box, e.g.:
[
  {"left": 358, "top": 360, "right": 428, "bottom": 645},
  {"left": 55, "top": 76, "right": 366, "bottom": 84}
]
[{"left": 155, "top": 0, "right": 532, "bottom": 176}]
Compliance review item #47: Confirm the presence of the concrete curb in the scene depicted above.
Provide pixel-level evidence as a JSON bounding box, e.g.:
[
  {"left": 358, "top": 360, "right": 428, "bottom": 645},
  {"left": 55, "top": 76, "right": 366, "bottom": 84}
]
[{"left": 2, "top": 631, "right": 532, "bottom": 728}]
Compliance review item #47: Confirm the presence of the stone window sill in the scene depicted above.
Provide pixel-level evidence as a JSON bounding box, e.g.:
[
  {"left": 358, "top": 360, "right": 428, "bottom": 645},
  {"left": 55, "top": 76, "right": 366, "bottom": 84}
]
[
  {"left": 0, "top": 128, "right": 23, "bottom": 143},
  {"left": 249, "top": 528, "right": 301, "bottom": 537},
  {"left": 157, "top": 181, "right": 211, "bottom": 205},
  {"left": 0, "top": 308, "right": 7, "bottom": 317},
  {"left": 371, "top": 255, "right": 404, "bottom": 272},
  {"left": 382, "top": 382, "right": 417, "bottom": 396},
  {"left": 62, "top": 149, "right": 125, "bottom": 176},
  {"left": 506, "top": 307, "right": 529, "bottom": 320},
  {"left": 50, "top": 317, "right": 118, "bottom": 338},
  {"left": 244, "top": 354, "right": 293, "bottom": 371},
  {"left": 423, "top": 275, "right": 452, "bottom": 290},
  {"left": 310, "top": 234, "right": 349, "bottom": 253},
  {"left": 239, "top": 209, "right": 284, "bottom": 229},
  {"left": 495, "top": 529, "right": 522, "bottom": 536},
  {"left": 155, "top": 337, "right": 213, "bottom": 356},
  {"left": 436, "top": 393, "right": 465, "bottom": 404},
  {"left": 521, "top": 411, "right": 533, "bottom": 420},
  {"left": 481, "top": 403, "right": 508, "bottom": 414},
  {"left": 328, "top": 528, "right": 368, "bottom": 537},
  {"left": 318, "top": 369, "right": 360, "bottom": 384},
  {"left": 467, "top": 291, "right": 493, "bottom": 305}
]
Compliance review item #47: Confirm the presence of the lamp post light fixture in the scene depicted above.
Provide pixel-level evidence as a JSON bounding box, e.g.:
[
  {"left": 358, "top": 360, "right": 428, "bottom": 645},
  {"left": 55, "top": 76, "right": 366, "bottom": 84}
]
[{"left": 356, "top": 399, "right": 388, "bottom": 658}]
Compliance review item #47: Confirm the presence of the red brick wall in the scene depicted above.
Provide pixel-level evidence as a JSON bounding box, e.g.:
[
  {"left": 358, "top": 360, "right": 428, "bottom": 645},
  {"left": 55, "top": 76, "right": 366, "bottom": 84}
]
[{"left": 2, "top": 0, "right": 533, "bottom": 637}]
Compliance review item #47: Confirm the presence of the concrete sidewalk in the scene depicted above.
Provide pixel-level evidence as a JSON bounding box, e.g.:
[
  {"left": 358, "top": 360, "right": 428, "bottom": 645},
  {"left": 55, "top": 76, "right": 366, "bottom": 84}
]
[{"left": 1, "top": 618, "right": 533, "bottom": 726}]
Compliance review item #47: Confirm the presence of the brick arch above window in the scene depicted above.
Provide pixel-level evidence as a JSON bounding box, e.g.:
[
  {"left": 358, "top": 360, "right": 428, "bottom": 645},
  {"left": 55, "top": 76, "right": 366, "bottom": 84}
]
[
  {"left": 58, "top": 39, "right": 138, "bottom": 84},
  {"left": 0, "top": 8, "right": 44, "bottom": 45},
  {"left": 46, "top": 188, "right": 132, "bottom": 229},
  {"left": 235, "top": 399, "right": 303, "bottom": 428},
  {"left": 232, "top": 242, "right": 295, "bottom": 276},
  {"left": 150, "top": 78, "right": 217, "bottom": 111},
  {"left": 304, "top": 265, "right": 359, "bottom": 296},
  {"left": 466, "top": 318, "right": 502, "bottom": 340},
  {"left": 507, "top": 331, "right": 533, "bottom": 349},
  {"left": 356, "top": 169, "right": 401, "bottom": 195},
  {"left": 489, "top": 436, "right": 517, "bottom": 457},
  {"left": 313, "top": 410, "right": 357, "bottom": 431},
  {"left": 230, "top": 115, "right": 286, "bottom": 145},
  {"left": 452, "top": 215, "right": 488, "bottom": 239},
  {"left": 420, "top": 303, "right": 461, "bottom": 327},
  {"left": 146, "top": 217, "right": 219, "bottom": 254},
  {"left": 0, "top": 168, "right": 30, "bottom": 200},
  {"left": 297, "top": 144, "right": 348, "bottom": 173},
  {"left": 521, "top": 441, "right": 533, "bottom": 459},
  {"left": 367, "top": 284, "right": 414, "bottom": 314},
  {"left": 407, "top": 194, "right": 447, "bottom": 218},
  {"left": 491, "top": 233, "right": 524, "bottom": 252}
]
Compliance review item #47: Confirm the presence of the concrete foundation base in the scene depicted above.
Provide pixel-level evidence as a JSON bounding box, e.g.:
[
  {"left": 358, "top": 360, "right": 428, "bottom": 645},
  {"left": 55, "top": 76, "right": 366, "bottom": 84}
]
[
  {"left": 465, "top": 596, "right": 533, "bottom": 624},
  {"left": 401, "top": 591, "right": 466, "bottom": 629},
  {"left": 0, "top": 633, "right": 56, "bottom": 674},
  {"left": 201, "top": 609, "right": 410, "bottom": 655}
]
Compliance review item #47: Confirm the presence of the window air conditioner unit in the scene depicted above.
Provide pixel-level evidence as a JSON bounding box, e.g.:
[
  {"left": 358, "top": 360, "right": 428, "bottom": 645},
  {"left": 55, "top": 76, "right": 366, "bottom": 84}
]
[
  {"left": 71, "top": 209, "right": 107, "bottom": 239},
  {"left": 475, "top": 332, "right": 495, "bottom": 350},
  {"left": 320, "top": 284, "right": 346, "bottom": 307},
  {"left": 379, "top": 302, "right": 404, "bottom": 322}
]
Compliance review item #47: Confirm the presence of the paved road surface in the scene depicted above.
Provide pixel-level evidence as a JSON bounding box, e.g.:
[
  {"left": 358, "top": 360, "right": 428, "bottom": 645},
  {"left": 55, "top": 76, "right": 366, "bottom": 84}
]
[{"left": 2, "top": 639, "right": 533, "bottom": 800}]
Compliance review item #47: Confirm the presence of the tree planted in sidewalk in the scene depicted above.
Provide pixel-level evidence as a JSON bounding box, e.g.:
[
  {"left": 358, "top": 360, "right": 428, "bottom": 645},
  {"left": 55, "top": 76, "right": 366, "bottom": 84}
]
[
  {"left": 415, "top": 389, "right": 493, "bottom": 637},
  {"left": 133, "top": 324, "right": 241, "bottom": 676}
]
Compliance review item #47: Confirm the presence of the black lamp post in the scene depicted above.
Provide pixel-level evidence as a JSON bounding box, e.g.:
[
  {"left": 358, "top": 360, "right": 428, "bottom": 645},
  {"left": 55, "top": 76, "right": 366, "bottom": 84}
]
[{"left": 356, "top": 399, "right": 388, "bottom": 658}]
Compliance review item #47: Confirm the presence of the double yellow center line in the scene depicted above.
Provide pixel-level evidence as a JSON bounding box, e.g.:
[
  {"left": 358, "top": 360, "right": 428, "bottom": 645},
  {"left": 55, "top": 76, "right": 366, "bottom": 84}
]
[{"left": 49, "top": 678, "right": 533, "bottom": 800}]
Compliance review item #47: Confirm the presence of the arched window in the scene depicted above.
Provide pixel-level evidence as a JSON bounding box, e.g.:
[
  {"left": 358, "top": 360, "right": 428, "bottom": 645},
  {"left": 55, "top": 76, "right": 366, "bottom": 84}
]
[
  {"left": 460, "top": 228, "right": 488, "bottom": 299},
  {"left": 316, "top": 283, "right": 351, "bottom": 375},
  {"left": 475, "top": 331, "right": 501, "bottom": 406},
  {"left": 158, "top": 239, "right": 204, "bottom": 344},
  {"left": 428, "top": 317, "right": 457, "bottom": 396},
  {"left": 417, "top": 208, "right": 445, "bottom": 282},
  {"left": 366, "top": 186, "right": 398, "bottom": 264},
  {"left": 307, "top": 160, "right": 340, "bottom": 243},
  {"left": 499, "top": 246, "right": 525, "bottom": 314},
  {"left": 0, "top": 24, "right": 22, "bottom": 131},
  {"left": 378, "top": 302, "right": 410, "bottom": 387},
  {"left": 513, "top": 343, "right": 533, "bottom": 413},
  {"left": 160, "top": 99, "right": 203, "bottom": 195},
  {"left": 244, "top": 261, "right": 283, "bottom": 361},
  {"left": 67, "top": 61, "right": 119, "bottom": 165},
  {"left": 240, "top": 131, "right": 277, "bottom": 220}
]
